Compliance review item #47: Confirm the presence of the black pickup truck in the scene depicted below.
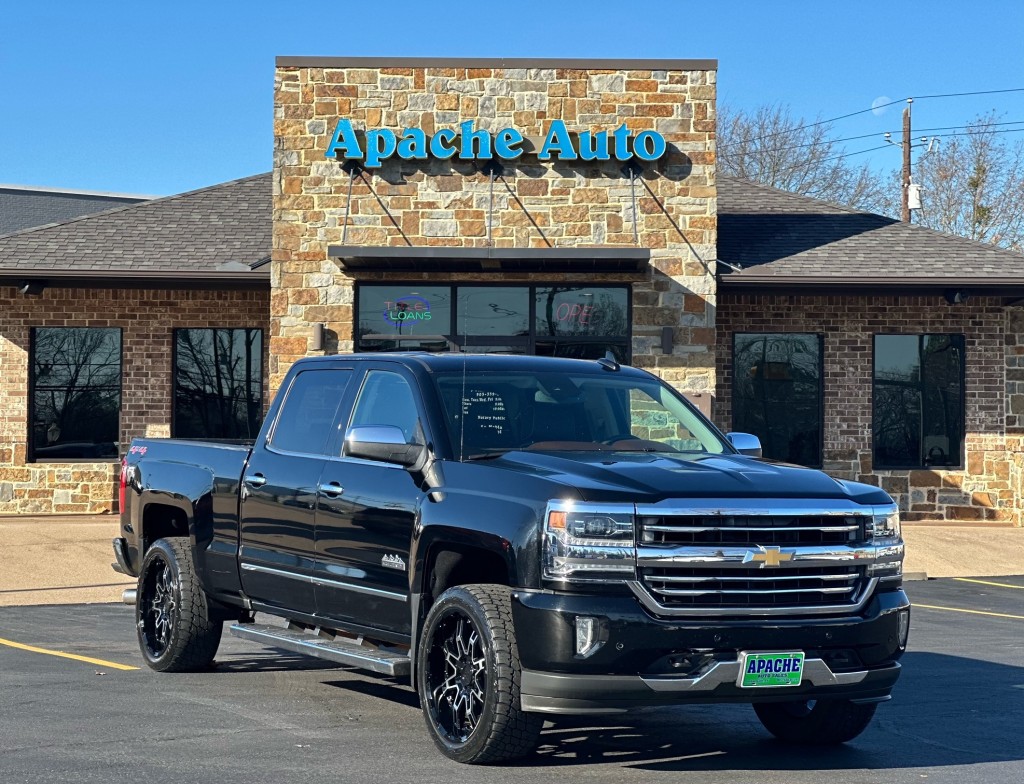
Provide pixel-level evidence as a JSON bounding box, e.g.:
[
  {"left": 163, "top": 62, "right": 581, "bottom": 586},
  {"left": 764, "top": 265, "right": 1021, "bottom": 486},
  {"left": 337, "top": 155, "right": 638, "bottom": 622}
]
[{"left": 114, "top": 353, "right": 909, "bottom": 763}]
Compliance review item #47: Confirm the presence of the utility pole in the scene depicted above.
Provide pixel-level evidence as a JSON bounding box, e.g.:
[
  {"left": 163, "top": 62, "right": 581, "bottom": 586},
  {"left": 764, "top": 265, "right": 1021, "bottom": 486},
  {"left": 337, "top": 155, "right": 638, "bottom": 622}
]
[{"left": 900, "top": 98, "right": 913, "bottom": 222}]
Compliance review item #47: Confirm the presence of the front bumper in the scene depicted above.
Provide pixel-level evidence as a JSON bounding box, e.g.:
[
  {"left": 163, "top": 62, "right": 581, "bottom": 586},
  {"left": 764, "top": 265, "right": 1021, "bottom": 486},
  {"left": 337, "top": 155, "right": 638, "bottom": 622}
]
[{"left": 512, "top": 586, "right": 909, "bottom": 715}]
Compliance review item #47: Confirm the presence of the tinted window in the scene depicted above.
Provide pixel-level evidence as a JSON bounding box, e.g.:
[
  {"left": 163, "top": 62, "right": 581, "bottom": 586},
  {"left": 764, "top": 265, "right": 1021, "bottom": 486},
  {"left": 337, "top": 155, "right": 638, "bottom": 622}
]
[
  {"left": 874, "top": 334, "right": 964, "bottom": 468},
  {"left": 173, "top": 328, "right": 263, "bottom": 439},
  {"left": 733, "top": 333, "right": 822, "bottom": 466},
  {"left": 356, "top": 286, "right": 452, "bottom": 344},
  {"left": 434, "top": 370, "right": 727, "bottom": 458},
  {"left": 349, "top": 371, "right": 422, "bottom": 444},
  {"left": 270, "top": 369, "right": 352, "bottom": 455},
  {"left": 31, "top": 328, "right": 121, "bottom": 460},
  {"left": 355, "top": 284, "right": 631, "bottom": 361},
  {"left": 535, "top": 286, "right": 628, "bottom": 337},
  {"left": 457, "top": 287, "right": 530, "bottom": 336}
]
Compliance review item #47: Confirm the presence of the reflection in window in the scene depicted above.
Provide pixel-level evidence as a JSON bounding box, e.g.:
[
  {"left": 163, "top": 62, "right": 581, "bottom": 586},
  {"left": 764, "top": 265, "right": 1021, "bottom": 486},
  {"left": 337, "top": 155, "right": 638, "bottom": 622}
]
[
  {"left": 874, "top": 334, "right": 964, "bottom": 468},
  {"left": 31, "top": 328, "right": 121, "bottom": 460},
  {"left": 271, "top": 369, "right": 351, "bottom": 455},
  {"left": 355, "top": 284, "right": 631, "bottom": 360},
  {"left": 357, "top": 286, "right": 452, "bottom": 346},
  {"left": 733, "top": 334, "right": 822, "bottom": 466},
  {"left": 457, "top": 287, "right": 529, "bottom": 336},
  {"left": 350, "top": 371, "right": 422, "bottom": 444},
  {"left": 174, "top": 329, "right": 263, "bottom": 440},
  {"left": 535, "top": 286, "right": 628, "bottom": 337}
]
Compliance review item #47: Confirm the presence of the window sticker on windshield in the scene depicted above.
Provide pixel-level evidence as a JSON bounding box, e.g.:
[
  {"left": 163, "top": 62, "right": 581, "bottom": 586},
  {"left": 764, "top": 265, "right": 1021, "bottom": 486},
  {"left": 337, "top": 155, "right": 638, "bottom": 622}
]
[{"left": 463, "top": 389, "right": 508, "bottom": 434}]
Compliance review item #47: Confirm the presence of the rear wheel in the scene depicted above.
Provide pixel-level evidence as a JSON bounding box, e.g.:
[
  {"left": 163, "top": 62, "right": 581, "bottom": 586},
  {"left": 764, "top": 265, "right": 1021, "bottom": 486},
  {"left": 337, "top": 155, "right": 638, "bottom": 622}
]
[
  {"left": 417, "top": 584, "right": 543, "bottom": 764},
  {"left": 753, "top": 698, "right": 878, "bottom": 744},
  {"left": 136, "top": 538, "right": 222, "bottom": 672}
]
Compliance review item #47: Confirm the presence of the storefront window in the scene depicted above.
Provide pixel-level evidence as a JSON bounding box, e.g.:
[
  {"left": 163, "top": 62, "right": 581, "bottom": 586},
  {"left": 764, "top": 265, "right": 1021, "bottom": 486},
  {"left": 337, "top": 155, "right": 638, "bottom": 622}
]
[
  {"left": 30, "top": 327, "right": 122, "bottom": 460},
  {"left": 355, "top": 284, "right": 630, "bottom": 360},
  {"left": 357, "top": 286, "right": 452, "bottom": 348},
  {"left": 873, "top": 334, "right": 964, "bottom": 469},
  {"left": 732, "top": 333, "right": 823, "bottom": 467},
  {"left": 173, "top": 328, "right": 264, "bottom": 440}
]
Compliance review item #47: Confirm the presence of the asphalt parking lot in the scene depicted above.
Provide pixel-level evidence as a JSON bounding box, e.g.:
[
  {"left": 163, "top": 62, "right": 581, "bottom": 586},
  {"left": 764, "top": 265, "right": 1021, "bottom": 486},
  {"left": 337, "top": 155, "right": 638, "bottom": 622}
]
[{"left": 1, "top": 578, "right": 1022, "bottom": 784}]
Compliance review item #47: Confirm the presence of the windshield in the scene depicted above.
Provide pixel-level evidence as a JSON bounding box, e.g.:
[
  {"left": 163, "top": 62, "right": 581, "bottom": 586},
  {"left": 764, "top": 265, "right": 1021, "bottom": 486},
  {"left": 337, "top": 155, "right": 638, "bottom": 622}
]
[{"left": 434, "top": 370, "right": 729, "bottom": 459}]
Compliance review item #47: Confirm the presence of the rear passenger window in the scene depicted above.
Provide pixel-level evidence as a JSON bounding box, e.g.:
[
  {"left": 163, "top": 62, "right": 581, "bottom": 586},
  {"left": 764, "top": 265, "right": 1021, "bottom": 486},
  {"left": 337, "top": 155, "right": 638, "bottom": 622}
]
[
  {"left": 270, "top": 369, "right": 351, "bottom": 455},
  {"left": 349, "top": 371, "right": 422, "bottom": 444}
]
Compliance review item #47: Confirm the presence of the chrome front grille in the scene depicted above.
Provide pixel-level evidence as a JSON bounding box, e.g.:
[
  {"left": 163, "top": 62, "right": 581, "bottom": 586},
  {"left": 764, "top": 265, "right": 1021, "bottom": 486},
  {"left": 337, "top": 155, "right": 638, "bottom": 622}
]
[
  {"left": 628, "top": 500, "right": 899, "bottom": 618},
  {"left": 639, "top": 515, "right": 865, "bottom": 547},
  {"left": 639, "top": 565, "right": 867, "bottom": 610}
]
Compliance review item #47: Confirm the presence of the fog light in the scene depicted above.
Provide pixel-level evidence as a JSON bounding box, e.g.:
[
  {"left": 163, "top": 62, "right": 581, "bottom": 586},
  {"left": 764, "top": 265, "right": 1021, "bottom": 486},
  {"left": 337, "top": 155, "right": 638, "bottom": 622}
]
[
  {"left": 575, "top": 616, "right": 603, "bottom": 658},
  {"left": 897, "top": 609, "right": 910, "bottom": 650}
]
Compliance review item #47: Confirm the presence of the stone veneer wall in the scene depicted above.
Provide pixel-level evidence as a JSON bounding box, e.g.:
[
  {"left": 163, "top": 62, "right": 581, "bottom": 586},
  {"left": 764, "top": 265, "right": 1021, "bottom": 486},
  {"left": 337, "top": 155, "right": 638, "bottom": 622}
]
[
  {"left": 0, "top": 287, "right": 270, "bottom": 514},
  {"left": 271, "top": 61, "right": 717, "bottom": 394},
  {"left": 716, "top": 294, "right": 1023, "bottom": 524}
]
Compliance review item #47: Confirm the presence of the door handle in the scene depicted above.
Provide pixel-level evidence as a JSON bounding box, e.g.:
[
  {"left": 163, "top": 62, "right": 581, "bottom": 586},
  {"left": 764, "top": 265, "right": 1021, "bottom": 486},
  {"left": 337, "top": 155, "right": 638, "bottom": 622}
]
[
  {"left": 244, "top": 473, "right": 267, "bottom": 488},
  {"left": 318, "top": 481, "right": 344, "bottom": 498}
]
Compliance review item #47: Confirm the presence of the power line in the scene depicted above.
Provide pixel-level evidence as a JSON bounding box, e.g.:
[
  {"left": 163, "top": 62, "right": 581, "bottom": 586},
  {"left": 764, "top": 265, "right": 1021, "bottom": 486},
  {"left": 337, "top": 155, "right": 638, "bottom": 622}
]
[
  {"left": 720, "top": 87, "right": 1024, "bottom": 148},
  {"left": 732, "top": 144, "right": 898, "bottom": 183}
]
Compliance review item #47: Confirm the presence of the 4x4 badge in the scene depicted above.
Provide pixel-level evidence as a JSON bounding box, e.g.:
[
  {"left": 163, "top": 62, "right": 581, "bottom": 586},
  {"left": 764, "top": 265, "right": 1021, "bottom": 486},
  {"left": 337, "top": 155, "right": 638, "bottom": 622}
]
[
  {"left": 742, "top": 545, "right": 794, "bottom": 568},
  {"left": 382, "top": 554, "right": 407, "bottom": 571}
]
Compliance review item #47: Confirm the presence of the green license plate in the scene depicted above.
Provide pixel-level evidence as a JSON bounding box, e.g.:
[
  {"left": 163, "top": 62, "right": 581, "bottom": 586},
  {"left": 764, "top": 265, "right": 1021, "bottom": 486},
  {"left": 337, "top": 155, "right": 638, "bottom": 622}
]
[{"left": 738, "top": 651, "right": 805, "bottom": 688}]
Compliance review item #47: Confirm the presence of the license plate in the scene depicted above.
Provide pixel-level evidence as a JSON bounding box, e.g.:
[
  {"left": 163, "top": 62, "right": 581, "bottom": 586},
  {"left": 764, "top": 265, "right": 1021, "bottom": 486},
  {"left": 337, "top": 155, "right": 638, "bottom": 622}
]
[{"left": 737, "top": 651, "right": 805, "bottom": 688}]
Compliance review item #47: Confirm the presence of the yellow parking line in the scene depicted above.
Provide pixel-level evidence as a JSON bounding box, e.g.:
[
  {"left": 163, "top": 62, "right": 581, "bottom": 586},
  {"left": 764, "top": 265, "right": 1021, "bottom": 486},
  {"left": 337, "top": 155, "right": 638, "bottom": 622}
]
[
  {"left": 0, "top": 636, "right": 139, "bottom": 671},
  {"left": 914, "top": 603, "right": 1024, "bottom": 621},
  {"left": 953, "top": 577, "right": 1024, "bottom": 590}
]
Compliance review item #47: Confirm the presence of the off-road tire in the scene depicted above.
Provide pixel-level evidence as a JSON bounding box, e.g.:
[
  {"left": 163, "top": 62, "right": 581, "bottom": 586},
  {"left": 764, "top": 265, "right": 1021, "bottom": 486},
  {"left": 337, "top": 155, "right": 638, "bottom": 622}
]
[
  {"left": 417, "top": 584, "right": 543, "bottom": 764},
  {"left": 136, "top": 537, "right": 222, "bottom": 672},
  {"left": 754, "top": 698, "right": 878, "bottom": 744}
]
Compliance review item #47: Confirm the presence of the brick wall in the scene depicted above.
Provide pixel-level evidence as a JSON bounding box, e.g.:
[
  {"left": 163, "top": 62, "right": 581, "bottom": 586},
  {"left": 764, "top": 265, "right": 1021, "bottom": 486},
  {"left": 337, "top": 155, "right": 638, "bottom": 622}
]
[
  {"left": 717, "top": 294, "right": 1023, "bottom": 524},
  {"left": 0, "top": 286, "right": 270, "bottom": 514},
  {"left": 272, "top": 61, "right": 717, "bottom": 395}
]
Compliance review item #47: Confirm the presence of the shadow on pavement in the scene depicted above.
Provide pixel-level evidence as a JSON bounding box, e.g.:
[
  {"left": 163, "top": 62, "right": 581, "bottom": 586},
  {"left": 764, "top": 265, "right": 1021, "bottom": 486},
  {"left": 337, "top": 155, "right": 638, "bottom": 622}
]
[{"left": 507, "top": 651, "right": 1023, "bottom": 771}]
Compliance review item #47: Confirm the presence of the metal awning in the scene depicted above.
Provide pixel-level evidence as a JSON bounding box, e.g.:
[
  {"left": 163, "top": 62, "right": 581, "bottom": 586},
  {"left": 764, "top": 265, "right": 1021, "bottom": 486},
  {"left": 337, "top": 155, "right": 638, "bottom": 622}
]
[{"left": 328, "top": 246, "right": 650, "bottom": 273}]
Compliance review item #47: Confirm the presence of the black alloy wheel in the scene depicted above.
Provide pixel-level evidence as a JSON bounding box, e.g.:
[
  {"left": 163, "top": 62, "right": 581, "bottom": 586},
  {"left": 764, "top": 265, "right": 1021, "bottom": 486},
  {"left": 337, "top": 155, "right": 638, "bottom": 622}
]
[
  {"left": 140, "top": 550, "right": 178, "bottom": 659},
  {"left": 417, "top": 585, "right": 543, "bottom": 764},
  {"left": 135, "top": 538, "right": 222, "bottom": 672}
]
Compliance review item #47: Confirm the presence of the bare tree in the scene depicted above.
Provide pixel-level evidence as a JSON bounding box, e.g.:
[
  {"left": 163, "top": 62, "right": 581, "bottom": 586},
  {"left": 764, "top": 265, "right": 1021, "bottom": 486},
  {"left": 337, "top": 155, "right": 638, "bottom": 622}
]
[
  {"left": 911, "top": 112, "right": 1024, "bottom": 251},
  {"left": 718, "top": 104, "right": 891, "bottom": 213}
]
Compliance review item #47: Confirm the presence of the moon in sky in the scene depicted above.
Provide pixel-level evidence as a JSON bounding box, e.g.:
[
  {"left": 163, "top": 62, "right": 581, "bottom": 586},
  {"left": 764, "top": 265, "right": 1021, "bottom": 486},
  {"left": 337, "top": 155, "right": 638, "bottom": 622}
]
[{"left": 871, "top": 96, "right": 892, "bottom": 116}]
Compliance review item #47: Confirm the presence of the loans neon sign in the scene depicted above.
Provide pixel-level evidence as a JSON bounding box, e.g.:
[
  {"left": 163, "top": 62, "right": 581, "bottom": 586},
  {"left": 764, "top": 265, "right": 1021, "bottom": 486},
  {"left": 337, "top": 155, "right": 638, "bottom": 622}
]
[{"left": 324, "top": 119, "right": 667, "bottom": 168}]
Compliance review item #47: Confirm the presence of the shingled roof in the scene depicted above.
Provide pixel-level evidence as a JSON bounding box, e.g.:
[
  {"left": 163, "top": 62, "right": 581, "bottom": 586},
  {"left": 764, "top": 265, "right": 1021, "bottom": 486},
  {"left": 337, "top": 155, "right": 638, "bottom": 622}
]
[
  {"left": 717, "top": 176, "right": 1024, "bottom": 291},
  {"left": 0, "top": 185, "right": 151, "bottom": 235},
  {"left": 0, "top": 173, "right": 271, "bottom": 286}
]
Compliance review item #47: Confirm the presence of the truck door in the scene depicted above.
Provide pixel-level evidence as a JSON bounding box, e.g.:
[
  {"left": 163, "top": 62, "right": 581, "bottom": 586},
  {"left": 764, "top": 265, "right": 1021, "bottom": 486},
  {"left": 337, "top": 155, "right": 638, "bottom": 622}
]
[
  {"left": 313, "top": 368, "right": 426, "bottom": 635},
  {"left": 238, "top": 367, "right": 354, "bottom": 616}
]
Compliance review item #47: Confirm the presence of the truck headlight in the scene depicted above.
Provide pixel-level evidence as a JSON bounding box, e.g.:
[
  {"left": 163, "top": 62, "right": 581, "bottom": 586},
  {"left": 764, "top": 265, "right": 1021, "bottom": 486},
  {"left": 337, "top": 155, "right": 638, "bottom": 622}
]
[
  {"left": 542, "top": 501, "right": 636, "bottom": 582},
  {"left": 869, "top": 510, "right": 901, "bottom": 546}
]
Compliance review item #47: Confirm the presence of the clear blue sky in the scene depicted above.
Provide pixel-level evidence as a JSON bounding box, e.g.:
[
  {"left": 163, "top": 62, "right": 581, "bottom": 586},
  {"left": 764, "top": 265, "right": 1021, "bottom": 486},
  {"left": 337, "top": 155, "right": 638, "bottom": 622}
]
[{"left": 1, "top": 0, "right": 1022, "bottom": 196}]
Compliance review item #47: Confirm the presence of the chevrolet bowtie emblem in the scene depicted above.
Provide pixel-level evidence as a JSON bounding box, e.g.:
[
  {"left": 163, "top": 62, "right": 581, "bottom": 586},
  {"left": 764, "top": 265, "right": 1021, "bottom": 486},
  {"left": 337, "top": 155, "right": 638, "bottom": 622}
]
[{"left": 743, "top": 545, "right": 794, "bottom": 568}]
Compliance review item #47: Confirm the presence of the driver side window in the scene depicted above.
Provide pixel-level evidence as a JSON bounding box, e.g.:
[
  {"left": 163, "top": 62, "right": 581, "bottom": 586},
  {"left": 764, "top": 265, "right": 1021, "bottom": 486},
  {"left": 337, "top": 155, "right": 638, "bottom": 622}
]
[{"left": 349, "top": 371, "right": 423, "bottom": 445}]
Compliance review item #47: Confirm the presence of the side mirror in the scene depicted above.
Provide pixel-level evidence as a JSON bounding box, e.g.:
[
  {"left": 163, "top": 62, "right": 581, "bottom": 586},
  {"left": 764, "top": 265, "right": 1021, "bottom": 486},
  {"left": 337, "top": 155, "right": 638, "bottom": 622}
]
[
  {"left": 345, "top": 425, "right": 427, "bottom": 470},
  {"left": 727, "top": 432, "right": 763, "bottom": 458}
]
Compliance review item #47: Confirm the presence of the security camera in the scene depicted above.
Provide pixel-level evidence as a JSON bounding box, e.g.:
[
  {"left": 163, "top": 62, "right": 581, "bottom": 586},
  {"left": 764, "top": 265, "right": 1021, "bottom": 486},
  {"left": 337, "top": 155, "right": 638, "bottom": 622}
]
[{"left": 944, "top": 289, "right": 970, "bottom": 305}]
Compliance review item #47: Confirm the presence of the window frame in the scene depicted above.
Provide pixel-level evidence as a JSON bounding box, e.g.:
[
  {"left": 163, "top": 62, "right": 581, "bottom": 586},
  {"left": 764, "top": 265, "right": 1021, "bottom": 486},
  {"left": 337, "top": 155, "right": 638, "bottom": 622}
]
[
  {"left": 28, "top": 326, "right": 124, "bottom": 463},
  {"left": 354, "top": 282, "right": 633, "bottom": 362},
  {"left": 871, "top": 332, "right": 967, "bottom": 471},
  {"left": 730, "top": 332, "right": 825, "bottom": 469},
  {"left": 170, "top": 327, "right": 266, "bottom": 442}
]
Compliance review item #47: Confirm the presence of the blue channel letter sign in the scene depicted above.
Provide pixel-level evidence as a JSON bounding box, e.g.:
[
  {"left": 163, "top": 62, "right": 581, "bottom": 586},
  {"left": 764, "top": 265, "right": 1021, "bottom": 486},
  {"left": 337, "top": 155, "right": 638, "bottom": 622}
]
[{"left": 324, "top": 119, "right": 667, "bottom": 168}]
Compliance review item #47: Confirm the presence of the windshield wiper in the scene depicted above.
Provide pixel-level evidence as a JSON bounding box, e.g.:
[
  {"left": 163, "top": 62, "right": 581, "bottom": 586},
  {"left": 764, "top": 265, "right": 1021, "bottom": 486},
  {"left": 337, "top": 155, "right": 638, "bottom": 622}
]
[{"left": 463, "top": 451, "right": 509, "bottom": 461}]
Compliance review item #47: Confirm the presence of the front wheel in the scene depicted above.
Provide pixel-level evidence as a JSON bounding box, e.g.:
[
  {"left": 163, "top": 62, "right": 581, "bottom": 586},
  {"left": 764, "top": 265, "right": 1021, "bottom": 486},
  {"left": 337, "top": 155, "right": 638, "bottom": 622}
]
[
  {"left": 417, "top": 584, "right": 543, "bottom": 764},
  {"left": 753, "top": 698, "right": 878, "bottom": 744},
  {"left": 136, "top": 538, "right": 222, "bottom": 672}
]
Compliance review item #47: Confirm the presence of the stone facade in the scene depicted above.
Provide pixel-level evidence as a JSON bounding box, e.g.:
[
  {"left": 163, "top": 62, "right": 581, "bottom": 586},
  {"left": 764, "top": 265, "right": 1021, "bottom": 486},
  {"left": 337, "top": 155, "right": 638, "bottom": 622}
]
[
  {"left": 271, "top": 60, "right": 717, "bottom": 394},
  {"left": 717, "top": 294, "right": 1024, "bottom": 524},
  {"left": 0, "top": 287, "right": 270, "bottom": 514}
]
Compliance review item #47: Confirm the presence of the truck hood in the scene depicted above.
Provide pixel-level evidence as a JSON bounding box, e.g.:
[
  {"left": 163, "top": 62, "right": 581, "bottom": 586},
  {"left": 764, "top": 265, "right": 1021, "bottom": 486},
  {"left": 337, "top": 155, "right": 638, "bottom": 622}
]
[{"left": 481, "top": 450, "right": 891, "bottom": 506}]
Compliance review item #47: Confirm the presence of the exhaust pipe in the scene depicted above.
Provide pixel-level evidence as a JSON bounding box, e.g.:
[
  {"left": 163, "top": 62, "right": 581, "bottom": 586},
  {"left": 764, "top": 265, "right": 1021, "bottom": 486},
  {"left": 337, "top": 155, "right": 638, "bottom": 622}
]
[{"left": 122, "top": 588, "right": 137, "bottom": 605}]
